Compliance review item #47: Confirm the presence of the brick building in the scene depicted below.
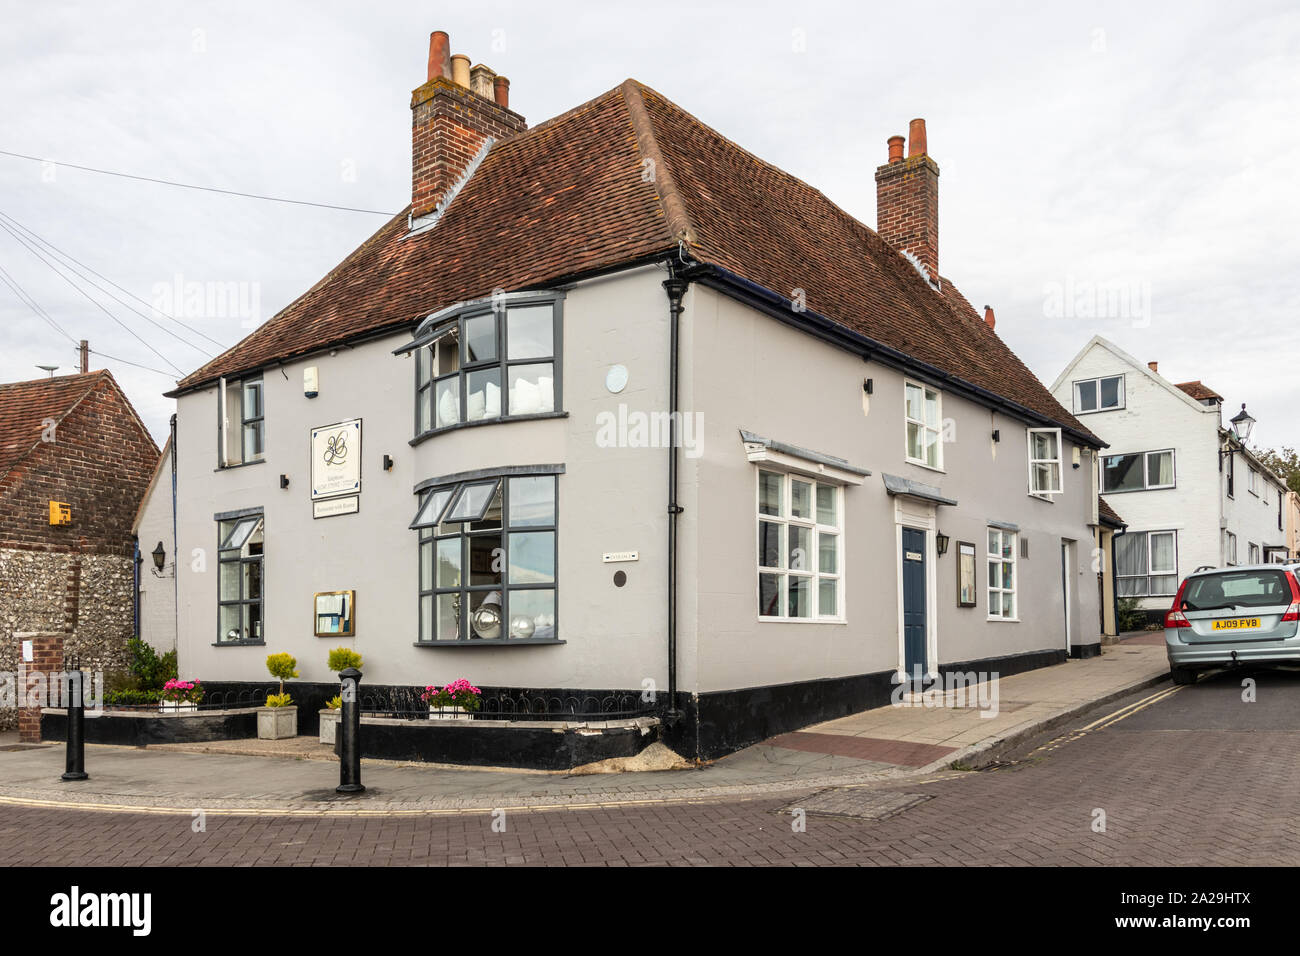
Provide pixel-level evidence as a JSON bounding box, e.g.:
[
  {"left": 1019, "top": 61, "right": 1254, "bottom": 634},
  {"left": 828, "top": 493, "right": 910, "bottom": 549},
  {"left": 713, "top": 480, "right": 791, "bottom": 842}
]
[{"left": 0, "top": 370, "right": 159, "bottom": 731}]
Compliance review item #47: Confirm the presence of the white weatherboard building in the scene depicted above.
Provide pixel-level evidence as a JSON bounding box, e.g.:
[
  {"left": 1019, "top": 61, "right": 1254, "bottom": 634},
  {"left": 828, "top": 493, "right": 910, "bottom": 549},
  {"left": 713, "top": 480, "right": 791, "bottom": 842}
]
[
  {"left": 148, "top": 30, "right": 1110, "bottom": 763},
  {"left": 1051, "top": 336, "right": 1288, "bottom": 623}
]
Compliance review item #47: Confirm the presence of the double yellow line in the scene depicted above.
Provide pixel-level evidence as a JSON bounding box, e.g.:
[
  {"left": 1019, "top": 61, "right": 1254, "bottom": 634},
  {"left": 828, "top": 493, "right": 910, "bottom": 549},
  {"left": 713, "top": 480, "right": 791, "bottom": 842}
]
[{"left": 1031, "top": 685, "right": 1183, "bottom": 756}]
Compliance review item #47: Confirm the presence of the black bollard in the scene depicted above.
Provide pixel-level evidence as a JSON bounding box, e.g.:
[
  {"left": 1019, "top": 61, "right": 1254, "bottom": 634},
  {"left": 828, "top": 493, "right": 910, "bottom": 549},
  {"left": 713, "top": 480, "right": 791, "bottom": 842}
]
[
  {"left": 336, "top": 667, "right": 364, "bottom": 794},
  {"left": 62, "top": 663, "right": 88, "bottom": 782}
]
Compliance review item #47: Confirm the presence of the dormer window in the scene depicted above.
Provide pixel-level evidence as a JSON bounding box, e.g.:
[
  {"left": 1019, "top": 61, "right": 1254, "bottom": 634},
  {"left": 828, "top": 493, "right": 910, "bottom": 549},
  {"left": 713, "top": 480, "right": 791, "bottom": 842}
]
[{"left": 409, "top": 292, "right": 563, "bottom": 438}]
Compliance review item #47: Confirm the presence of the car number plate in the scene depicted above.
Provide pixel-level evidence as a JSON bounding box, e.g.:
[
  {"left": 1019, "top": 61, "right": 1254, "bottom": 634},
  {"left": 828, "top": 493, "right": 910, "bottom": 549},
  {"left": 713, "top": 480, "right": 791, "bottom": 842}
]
[{"left": 1212, "top": 618, "right": 1261, "bottom": 631}]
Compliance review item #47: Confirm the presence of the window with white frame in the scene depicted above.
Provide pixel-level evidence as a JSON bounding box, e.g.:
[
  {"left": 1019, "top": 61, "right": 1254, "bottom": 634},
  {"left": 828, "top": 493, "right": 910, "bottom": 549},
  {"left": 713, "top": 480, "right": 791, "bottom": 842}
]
[
  {"left": 1027, "top": 428, "right": 1063, "bottom": 496},
  {"left": 1072, "top": 375, "right": 1124, "bottom": 413},
  {"left": 757, "top": 469, "right": 842, "bottom": 620},
  {"left": 987, "top": 528, "right": 1017, "bottom": 619},
  {"left": 904, "top": 381, "right": 942, "bottom": 469},
  {"left": 1115, "top": 530, "right": 1177, "bottom": 596},
  {"left": 218, "top": 376, "right": 265, "bottom": 467},
  {"left": 1100, "top": 449, "right": 1175, "bottom": 493},
  {"left": 1248, "top": 467, "right": 1261, "bottom": 497},
  {"left": 1225, "top": 531, "right": 1238, "bottom": 566},
  {"left": 1249, "top": 542, "right": 1260, "bottom": 564},
  {"left": 413, "top": 296, "right": 560, "bottom": 436}
]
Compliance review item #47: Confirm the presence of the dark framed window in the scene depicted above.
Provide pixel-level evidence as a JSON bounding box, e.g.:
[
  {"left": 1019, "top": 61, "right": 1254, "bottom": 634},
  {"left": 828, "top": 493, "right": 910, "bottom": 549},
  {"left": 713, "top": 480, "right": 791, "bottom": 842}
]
[
  {"left": 412, "top": 294, "right": 562, "bottom": 437},
  {"left": 413, "top": 473, "right": 558, "bottom": 643},
  {"left": 219, "top": 376, "right": 265, "bottom": 467},
  {"left": 217, "top": 515, "right": 264, "bottom": 643}
]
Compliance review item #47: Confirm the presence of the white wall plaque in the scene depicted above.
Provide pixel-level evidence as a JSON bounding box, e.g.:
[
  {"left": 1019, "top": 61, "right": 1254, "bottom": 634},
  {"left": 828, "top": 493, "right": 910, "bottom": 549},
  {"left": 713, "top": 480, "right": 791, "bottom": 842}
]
[
  {"left": 21, "top": 640, "right": 33, "bottom": 663},
  {"left": 314, "top": 496, "right": 359, "bottom": 519},
  {"left": 311, "top": 419, "right": 362, "bottom": 500},
  {"left": 602, "top": 551, "right": 639, "bottom": 563}
]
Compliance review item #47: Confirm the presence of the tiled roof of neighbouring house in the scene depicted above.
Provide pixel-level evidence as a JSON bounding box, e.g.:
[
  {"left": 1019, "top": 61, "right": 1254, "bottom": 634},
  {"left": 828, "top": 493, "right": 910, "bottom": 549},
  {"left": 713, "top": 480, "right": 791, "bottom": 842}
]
[
  {"left": 1175, "top": 380, "right": 1224, "bottom": 402},
  {"left": 1098, "top": 495, "right": 1126, "bottom": 528},
  {"left": 170, "top": 81, "right": 1098, "bottom": 443},
  {"left": 0, "top": 371, "right": 120, "bottom": 477}
]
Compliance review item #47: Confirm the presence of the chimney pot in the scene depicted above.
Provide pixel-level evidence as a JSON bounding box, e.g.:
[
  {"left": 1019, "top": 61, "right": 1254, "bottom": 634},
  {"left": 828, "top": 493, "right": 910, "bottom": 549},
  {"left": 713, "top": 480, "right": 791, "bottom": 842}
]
[
  {"left": 427, "top": 31, "right": 451, "bottom": 82},
  {"left": 887, "top": 135, "right": 905, "bottom": 164},
  {"left": 1148, "top": 361, "right": 1159, "bottom": 373},
  {"left": 983, "top": 305, "right": 996, "bottom": 330},
  {"left": 908, "top": 118, "right": 927, "bottom": 157},
  {"left": 493, "top": 75, "right": 510, "bottom": 109},
  {"left": 451, "top": 54, "right": 471, "bottom": 88},
  {"left": 470, "top": 64, "right": 496, "bottom": 99}
]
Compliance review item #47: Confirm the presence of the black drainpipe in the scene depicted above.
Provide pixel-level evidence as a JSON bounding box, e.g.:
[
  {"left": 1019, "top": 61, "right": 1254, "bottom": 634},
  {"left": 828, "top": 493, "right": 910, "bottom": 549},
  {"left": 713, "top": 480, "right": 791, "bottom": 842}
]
[
  {"left": 1111, "top": 524, "right": 1125, "bottom": 634},
  {"left": 663, "top": 268, "right": 690, "bottom": 723}
]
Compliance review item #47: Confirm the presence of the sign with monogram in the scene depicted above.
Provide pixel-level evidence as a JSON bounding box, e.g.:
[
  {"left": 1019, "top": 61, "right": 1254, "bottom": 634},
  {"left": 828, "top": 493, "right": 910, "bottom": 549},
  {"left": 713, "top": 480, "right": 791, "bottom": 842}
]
[{"left": 311, "top": 418, "right": 362, "bottom": 501}]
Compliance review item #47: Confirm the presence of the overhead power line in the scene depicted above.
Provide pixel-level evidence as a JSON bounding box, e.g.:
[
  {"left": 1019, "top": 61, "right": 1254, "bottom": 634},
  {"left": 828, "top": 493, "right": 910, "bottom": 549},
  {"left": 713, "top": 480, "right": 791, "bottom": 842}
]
[
  {"left": 88, "top": 348, "right": 177, "bottom": 380},
  {"left": 0, "top": 217, "right": 185, "bottom": 376},
  {"left": 0, "top": 148, "right": 397, "bottom": 216},
  {"left": 0, "top": 260, "right": 79, "bottom": 345},
  {"left": 0, "top": 209, "right": 223, "bottom": 354}
]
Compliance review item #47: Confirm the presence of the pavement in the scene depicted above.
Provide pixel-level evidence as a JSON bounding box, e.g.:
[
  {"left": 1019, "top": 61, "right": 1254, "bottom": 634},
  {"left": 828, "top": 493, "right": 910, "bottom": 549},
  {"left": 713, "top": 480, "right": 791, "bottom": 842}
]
[{"left": 0, "top": 641, "right": 1169, "bottom": 815}]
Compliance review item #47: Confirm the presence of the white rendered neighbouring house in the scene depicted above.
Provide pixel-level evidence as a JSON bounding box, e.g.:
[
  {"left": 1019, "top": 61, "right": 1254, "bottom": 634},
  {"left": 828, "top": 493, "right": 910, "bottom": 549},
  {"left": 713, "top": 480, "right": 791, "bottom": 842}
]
[
  {"left": 159, "top": 29, "right": 1109, "bottom": 763},
  {"left": 1051, "top": 336, "right": 1288, "bottom": 626}
]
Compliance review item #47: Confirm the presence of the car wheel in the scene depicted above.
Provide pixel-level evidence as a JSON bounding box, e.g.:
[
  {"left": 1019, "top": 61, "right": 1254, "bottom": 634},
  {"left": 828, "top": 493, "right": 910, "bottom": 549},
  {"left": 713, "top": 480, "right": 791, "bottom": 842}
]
[{"left": 1170, "top": 667, "right": 1197, "bottom": 686}]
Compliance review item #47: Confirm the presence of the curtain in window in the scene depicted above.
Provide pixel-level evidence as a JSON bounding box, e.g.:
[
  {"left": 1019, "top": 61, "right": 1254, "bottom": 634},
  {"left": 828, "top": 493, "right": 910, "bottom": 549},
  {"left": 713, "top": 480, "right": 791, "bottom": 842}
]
[
  {"left": 1147, "top": 452, "right": 1173, "bottom": 487},
  {"left": 1149, "top": 532, "right": 1176, "bottom": 594},
  {"left": 1115, "top": 532, "right": 1148, "bottom": 596}
]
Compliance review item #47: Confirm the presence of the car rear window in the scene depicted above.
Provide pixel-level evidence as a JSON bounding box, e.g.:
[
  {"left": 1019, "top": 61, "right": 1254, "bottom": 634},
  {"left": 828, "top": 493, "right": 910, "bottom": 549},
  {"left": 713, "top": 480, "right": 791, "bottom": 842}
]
[{"left": 1182, "top": 569, "right": 1296, "bottom": 610}]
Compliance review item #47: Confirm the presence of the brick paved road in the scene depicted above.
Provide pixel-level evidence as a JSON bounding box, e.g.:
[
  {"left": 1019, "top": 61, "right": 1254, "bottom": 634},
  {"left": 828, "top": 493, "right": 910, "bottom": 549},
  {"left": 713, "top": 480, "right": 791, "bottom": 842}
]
[{"left": 3, "top": 668, "right": 1297, "bottom": 866}]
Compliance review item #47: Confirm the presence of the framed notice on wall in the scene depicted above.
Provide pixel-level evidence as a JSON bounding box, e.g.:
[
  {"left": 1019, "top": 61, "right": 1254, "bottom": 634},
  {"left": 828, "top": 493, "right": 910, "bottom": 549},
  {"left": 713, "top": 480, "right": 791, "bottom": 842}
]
[
  {"left": 311, "top": 419, "right": 361, "bottom": 501},
  {"left": 957, "top": 541, "right": 977, "bottom": 607}
]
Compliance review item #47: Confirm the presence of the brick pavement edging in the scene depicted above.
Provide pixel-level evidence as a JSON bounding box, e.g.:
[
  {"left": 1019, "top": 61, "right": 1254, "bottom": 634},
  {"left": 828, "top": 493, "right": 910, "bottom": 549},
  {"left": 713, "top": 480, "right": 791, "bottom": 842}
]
[{"left": 0, "top": 662, "right": 1171, "bottom": 816}]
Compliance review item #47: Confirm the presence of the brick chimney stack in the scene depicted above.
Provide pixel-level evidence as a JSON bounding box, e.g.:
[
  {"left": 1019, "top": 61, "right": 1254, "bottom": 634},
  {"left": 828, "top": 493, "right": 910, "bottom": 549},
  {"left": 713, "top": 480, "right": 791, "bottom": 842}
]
[
  {"left": 410, "top": 30, "right": 527, "bottom": 221},
  {"left": 875, "top": 118, "right": 940, "bottom": 284}
]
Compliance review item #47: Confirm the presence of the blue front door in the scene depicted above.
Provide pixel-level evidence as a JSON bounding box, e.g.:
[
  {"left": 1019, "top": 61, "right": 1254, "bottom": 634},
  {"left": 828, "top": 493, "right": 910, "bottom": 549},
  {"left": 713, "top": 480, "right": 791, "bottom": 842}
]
[{"left": 902, "top": 528, "right": 927, "bottom": 679}]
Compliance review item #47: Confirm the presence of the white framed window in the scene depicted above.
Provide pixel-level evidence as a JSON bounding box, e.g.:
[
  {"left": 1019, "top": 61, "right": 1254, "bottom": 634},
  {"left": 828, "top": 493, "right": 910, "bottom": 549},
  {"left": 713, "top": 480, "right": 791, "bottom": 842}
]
[
  {"left": 1225, "top": 531, "right": 1238, "bottom": 566},
  {"left": 218, "top": 376, "right": 265, "bottom": 467},
  {"left": 1027, "top": 428, "right": 1063, "bottom": 496},
  {"left": 987, "top": 528, "right": 1017, "bottom": 620},
  {"left": 904, "top": 381, "right": 943, "bottom": 469},
  {"left": 1248, "top": 467, "right": 1260, "bottom": 497},
  {"left": 1116, "top": 530, "right": 1177, "bottom": 596},
  {"left": 1249, "top": 542, "right": 1260, "bottom": 564},
  {"left": 1100, "top": 449, "right": 1175, "bottom": 493},
  {"left": 1073, "top": 375, "right": 1124, "bottom": 413},
  {"left": 757, "top": 469, "right": 843, "bottom": 621}
]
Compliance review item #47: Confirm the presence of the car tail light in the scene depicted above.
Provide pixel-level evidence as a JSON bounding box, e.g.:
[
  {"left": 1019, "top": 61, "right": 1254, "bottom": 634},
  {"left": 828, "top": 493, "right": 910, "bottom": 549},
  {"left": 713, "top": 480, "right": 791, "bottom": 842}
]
[
  {"left": 1283, "top": 575, "right": 1300, "bottom": 622},
  {"left": 1165, "top": 578, "right": 1191, "bottom": 629}
]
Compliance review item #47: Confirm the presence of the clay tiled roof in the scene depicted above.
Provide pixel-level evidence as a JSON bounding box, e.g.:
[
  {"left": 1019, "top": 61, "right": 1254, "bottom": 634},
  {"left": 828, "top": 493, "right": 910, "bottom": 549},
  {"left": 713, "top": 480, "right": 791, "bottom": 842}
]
[
  {"left": 0, "top": 371, "right": 115, "bottom": 477},
  {"left": 1098, "top": 495, "right": 1126, "bottom": 528},
  {"left": 1175, "top": 380, "right": 1223, "bottom": 402},
  {"left": 171, "top": 81, "right": 1096, "bottom": 442}
]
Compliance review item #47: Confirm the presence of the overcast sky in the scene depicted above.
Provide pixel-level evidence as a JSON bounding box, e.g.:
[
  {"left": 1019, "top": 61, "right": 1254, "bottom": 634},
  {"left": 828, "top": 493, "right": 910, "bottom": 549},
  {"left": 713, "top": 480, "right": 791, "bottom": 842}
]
[{"left": 2, "top": 0, "right": 1297, "bottom": 452}]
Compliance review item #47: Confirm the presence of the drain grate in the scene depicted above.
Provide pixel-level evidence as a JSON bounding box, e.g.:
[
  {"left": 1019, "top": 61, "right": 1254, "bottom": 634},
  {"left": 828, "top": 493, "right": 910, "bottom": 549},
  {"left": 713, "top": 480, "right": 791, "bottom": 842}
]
[{"left": 786, "top": 788, "right": 932, "bottom": 821}]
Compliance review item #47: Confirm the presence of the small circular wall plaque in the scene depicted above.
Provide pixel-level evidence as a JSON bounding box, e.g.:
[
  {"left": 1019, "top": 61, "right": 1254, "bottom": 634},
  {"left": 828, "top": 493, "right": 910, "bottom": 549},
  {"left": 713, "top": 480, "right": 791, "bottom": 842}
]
[
  {"left": 613, "top": 570, "right": 627, "bottom": 587},
  {"left": 605, "top": 364, "right": 629, "bottom": 394}
]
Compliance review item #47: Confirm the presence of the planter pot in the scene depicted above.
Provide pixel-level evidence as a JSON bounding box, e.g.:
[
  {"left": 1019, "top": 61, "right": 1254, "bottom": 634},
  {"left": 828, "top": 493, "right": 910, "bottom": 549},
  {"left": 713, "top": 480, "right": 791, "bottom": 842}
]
[
  {"left": 319, "top": 709, "right": 341, "bottom": 745},
  {"left": 429, "top": 705, "right": 472, "bottom": 721},
  {"left": 159, "top": 701, "right": 198, "bottom": 713},
  {"left": 257, "top": 706, "right": 298, "bottom": 740}
]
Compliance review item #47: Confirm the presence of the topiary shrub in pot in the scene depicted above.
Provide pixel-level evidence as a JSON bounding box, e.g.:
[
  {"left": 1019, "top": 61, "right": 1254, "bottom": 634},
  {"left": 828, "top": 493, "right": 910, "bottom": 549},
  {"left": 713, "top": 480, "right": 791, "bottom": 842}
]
[{"left": 258, "top": 654, "right": 299, "bottom": 740}]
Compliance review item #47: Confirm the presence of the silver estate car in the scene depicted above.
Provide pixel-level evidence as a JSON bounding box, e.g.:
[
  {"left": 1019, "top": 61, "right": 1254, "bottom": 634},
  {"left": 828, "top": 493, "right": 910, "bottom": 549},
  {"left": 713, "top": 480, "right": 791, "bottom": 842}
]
[{"left": 1164, "top": 563, "right": 1300, "bottom": 685}]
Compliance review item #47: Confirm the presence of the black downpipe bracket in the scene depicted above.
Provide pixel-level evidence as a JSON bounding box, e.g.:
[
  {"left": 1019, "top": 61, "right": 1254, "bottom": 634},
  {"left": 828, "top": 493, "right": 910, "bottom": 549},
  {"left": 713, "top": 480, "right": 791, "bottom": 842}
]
[{"left": 663, "top": 269, "right": 691, "bottom": 724}]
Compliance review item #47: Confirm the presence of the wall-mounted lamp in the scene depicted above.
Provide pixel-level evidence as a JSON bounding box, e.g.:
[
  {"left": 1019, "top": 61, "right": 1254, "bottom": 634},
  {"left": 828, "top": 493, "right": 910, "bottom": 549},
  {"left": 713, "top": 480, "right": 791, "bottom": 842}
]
[
  {"left": 151, "top": 540, "right": 167, "bottom": 577},
  {"left": 991, "top": 429, "right": 1000, "bottom": 443},
  {"left": 382, "top": 454, "right": 394, "bottom": 472},
  {"left": 935, "top": 531, "right": 950, "bottom": 556},
  {"left": 280, "top": 474, "right": 290, "bottom": 489},
  {"left": 863, "top": 378, "right": 873, "bottom": 395}
]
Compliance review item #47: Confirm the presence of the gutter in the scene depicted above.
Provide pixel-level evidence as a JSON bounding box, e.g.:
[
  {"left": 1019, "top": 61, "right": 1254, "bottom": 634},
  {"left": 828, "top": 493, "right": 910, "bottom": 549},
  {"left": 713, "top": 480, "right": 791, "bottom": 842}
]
[{"left": 691, "top": 263, "right": 1106, "bottom": 450}]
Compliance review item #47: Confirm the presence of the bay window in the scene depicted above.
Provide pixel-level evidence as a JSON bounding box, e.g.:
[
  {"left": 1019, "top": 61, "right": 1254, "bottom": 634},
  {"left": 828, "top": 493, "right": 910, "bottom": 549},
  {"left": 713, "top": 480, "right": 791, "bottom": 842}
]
[
  {"left": 411, "top": 294, "right": 561, "bottom": 437},
  {"left": 757, "top": 469, "right": 843, "bottom": 620},
  {"left": 413, "top": 472, "right": 558, "bottom": 643},
  {"left": 1116, "top": 530, "right": 1177, "bottom": 597},
  {"left": 1101, "top": 449, "right": 1175, "bottom": 493}
]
